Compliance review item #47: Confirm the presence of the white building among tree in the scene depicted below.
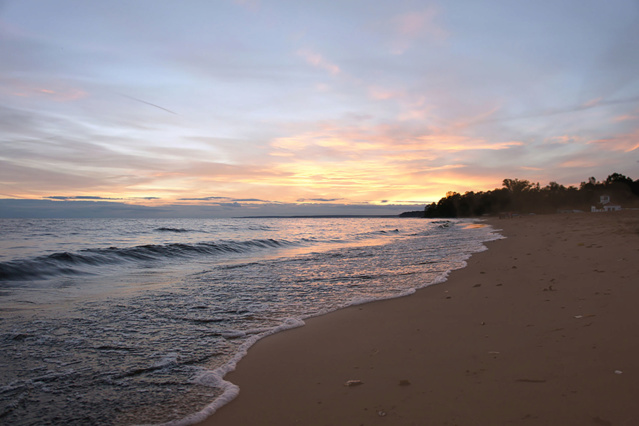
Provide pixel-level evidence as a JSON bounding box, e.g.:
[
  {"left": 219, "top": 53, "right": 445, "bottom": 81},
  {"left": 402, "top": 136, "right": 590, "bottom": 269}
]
[{"left": 591, "top": 195, "right": 622, "bottom": 212}]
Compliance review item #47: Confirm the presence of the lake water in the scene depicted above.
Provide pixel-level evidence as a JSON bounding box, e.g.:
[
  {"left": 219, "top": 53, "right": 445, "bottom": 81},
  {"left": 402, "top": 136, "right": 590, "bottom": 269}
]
[{"left": 0, "top": 217, "right": 501, "bottom": 425}]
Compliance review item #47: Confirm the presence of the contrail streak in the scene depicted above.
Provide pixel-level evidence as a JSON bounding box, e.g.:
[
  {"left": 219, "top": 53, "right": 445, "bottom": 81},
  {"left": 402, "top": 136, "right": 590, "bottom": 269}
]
[{"left": 120, "top": 94, "right": 178, "bottom": 115}]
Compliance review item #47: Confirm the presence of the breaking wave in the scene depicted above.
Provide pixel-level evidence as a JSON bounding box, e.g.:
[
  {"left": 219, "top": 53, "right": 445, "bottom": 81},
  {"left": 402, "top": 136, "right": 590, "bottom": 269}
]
[
  {"left": 155, "top": 227, "right": 195, "bottom": 233},
  {"left": 0, "top": 238, "right": 293, "bottom": 281}
]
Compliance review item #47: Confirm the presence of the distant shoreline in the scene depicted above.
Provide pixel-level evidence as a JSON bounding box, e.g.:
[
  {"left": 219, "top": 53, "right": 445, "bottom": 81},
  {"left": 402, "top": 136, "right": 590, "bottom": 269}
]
[{"left": 236, "top": 214, "right": 404, "bottom": 219}]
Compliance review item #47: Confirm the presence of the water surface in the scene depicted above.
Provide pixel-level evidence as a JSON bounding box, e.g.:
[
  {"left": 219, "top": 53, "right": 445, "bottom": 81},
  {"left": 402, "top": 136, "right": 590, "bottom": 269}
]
[{"left": 0, "top": 217, "right": 501, "bottom": 425}]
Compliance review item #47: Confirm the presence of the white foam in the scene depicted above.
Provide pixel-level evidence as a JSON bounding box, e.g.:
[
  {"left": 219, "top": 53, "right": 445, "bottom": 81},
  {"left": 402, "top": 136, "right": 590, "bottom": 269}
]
[
  {"left": 151, "top": 317, "right": 305, "bottom": 426},
  {"left": 150, "top": 222, "right": 506, "bottom": 426}
]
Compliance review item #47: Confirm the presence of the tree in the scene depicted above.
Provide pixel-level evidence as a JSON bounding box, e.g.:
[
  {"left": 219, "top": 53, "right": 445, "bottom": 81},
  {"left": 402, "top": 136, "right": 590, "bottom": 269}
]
[
  {"left": 420, "top": 173, "right": 638, "bottom": 218},
  {"left": 603, "top": 172, "right": 635, "bottom": 204},
  {"left": 605, "top": 173, "right": 632, "bottom": 186},
  {"left": 502, "top": 179, "right": 533, "bottom": 194}
]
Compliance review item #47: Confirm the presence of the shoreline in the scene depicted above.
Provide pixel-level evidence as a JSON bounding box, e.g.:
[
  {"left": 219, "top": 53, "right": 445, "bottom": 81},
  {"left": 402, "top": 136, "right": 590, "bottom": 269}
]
[{"left": 196, "top": 211, "right": 639, "bottom": 425}]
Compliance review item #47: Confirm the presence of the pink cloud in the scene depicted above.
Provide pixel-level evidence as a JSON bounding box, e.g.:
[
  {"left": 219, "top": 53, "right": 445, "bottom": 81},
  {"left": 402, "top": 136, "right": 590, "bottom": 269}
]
[
  {"left": 559, "top": 159, "right": 599, "bottom": 168},
  {"left": 368, "top": 86, "right": 405, "bottom": 100},
  {"left": 297, "top": 48, "right": 340, "bottom": 75},
  {"left": 233, "top": 0, "right": 260, "bottom": 12},
  {"left": 588, "top": 129, "right": 639, "bottom": 152},
  {"left": 613, "top": 111, "right": 638, "bottom": 122},
  {"left": 1, "top": 79, "right": 87, "bottom": 101},
  {"left": 544, "top": 135, "right": 581, "bottom": 144},
  {"left": 387, "top": 7, "right": 448, "bottom": 54}
]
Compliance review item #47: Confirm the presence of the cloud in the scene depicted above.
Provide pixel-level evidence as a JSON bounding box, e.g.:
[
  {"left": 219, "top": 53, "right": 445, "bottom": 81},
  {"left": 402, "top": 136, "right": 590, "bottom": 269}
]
[
  {"left": 0, "top": 199, "right": 163, "bottom": 218},
  {"left": 233, "top": 0, "right": 260, "bottom": 12},
  {"left": 415, "top": 134, "right": 524, "bottom": 152},
  {"left": 394, "top": 8, "right": 447, "bottom": 38},
  {"left": 558, "top": 159, "right": 599, "bottom": 168},
  {"left": 297, "top": 48, "right": 340, "bottom": 75},
  {"left": 2, "top": 0, "right": 638, "bottom": 210},
  {"left": 270, "top": 121, "right": 523, "bottom": 164},
  {"left": 383, "top": 7, "right": 448, "bottom": 54},
  {"left": 178, "top": 196, "right": 229, "bottom": 201},
  {"left": 45, "top": 195, "right": 123, "bottom": 200},
  {"left": 0, "top": 119, "right": 173, "bottom": 198},
  {"left": 218, "top": 202, "right": 242, "bottom": 208},
  {"left": 0, "top": 104, "right": 287, "bottom": 201},
  {"left": 297, "top": 198, "right": 343, "bottom": 202},
  {"left": 261, "top": 116, "right": 537, "bottom": 203},
  {"left": 588, "top": 129, "right": 639, "bottom": 153},
  {"left": 0, "top": 198, "right": 413, "bottom": 218},
  {"left": 614, "top": 113, "right": 638, "bottom": 122},
  {"left": 178, "top": 196, "right": 268, "bottom": 203},
  {"left": 471, "top": 95, "right": 639, "bottom": 125},
  {"left": 0, "top": 79, "right": 88, "bottom": 102},
  {"left": 544, "top": 135, "right": 582, "bottom": 145}
]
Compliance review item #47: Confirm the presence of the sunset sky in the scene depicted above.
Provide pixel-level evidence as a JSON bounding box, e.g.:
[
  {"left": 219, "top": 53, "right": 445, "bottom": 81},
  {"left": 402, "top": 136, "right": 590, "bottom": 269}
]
[{"left": 1, "top": 0, "right": 638, "bottom": 216}]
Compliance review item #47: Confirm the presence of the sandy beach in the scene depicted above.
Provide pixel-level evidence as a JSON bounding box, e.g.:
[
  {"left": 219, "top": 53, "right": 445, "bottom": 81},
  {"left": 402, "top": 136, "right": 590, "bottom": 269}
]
[{"left": 198, "top": 211, "right": 639, "bottom": 426}]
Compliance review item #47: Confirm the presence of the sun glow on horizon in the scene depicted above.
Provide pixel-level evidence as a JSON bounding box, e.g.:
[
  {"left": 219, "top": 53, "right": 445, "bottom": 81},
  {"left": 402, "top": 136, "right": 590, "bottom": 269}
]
[{"left": 1, "top": 1, "right": 637, "bottom": 216}]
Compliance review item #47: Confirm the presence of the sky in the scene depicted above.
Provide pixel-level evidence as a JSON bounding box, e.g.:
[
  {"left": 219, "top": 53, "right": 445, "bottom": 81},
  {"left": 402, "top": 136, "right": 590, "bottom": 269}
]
[{"left": 1, "top": 0, "right": 638, "bottom": 217}]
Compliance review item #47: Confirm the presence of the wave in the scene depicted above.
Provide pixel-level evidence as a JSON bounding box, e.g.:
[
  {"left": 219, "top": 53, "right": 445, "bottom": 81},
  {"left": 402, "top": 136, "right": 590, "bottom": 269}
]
[
  {"left": 353, "top": 228, "right": 401, "bottom": 240},
  {"left": 0, "top": 239, "right": 293, "bottom": 282},
  {"left": 155, "top": 227, "right": 194, "bottom": 233}
]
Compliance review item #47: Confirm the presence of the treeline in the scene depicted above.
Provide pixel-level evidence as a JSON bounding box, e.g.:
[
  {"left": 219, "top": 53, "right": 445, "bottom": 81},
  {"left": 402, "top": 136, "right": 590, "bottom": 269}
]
[{"left": 419, "top": 173, "right": 639, "bottom": 218}]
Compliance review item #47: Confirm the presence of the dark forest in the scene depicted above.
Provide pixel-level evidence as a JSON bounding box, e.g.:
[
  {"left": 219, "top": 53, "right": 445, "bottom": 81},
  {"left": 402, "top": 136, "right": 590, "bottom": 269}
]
[{"left": 402, "top": 173, "right": 639, "bottom": 218}]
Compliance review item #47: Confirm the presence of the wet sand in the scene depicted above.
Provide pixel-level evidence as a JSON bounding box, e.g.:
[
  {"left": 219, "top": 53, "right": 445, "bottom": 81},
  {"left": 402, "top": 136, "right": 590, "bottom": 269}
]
[{"left": 198, "top": 211, "right": 639, "bottom": 425}]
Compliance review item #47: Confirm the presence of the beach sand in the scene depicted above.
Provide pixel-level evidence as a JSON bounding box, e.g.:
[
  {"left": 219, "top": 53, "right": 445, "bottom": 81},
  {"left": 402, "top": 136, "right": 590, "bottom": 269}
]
[{"left": 197, "top": 211, "right": 639, "bottom": 426}]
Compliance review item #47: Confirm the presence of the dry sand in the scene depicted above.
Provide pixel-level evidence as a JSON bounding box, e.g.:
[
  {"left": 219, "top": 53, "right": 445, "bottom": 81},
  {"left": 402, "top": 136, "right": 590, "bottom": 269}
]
[{"left": 198, "top": 211, "right": 639, "bottom": 426}]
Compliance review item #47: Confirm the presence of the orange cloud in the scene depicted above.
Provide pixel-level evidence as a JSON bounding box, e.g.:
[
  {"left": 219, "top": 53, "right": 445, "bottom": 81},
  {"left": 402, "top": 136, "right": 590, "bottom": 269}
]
[
  {"left": 262, "top": 120, "right": 527, "bottom": 204},
  {"left": 415, "top": 134, "right": 523, "bottom": 152},
  {"left": 559, "top": 159, "right": 599, "bottom": 168}
]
